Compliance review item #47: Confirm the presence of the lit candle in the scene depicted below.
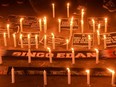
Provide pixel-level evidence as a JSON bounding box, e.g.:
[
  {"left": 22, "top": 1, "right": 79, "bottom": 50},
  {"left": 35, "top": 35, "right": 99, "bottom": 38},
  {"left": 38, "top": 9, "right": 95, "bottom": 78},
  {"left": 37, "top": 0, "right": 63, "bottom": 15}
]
[
  {"left": 20, "top": 34, "right": 23, "bottom": 48},
  {"left": 7, "top": 24, "right": 10, "bottom": 38},
  {"left": 67, "top": 68, "right": 71, "bottom": 84},
  {"left": 52, "top": 3, "right": 55, "bottom": 18},
  {"left": 98, "top": 24, "right": 101, "bottom": 32},
  {"left": 0, "top": 55, "right": 2, "bottom": 64},
  {"left": 20, "top": 18, "right": 24, "bottom": 32},
  {"left": 103, "top": 35, "right": 106, "bottom": 49},
  {"left": 70, "top": 17, "right": 73, "bottom": 37},
  {"left": 39, "top": 19, "right": 42, "bottom": 31},
  {"left": 28, "top": 34, "right": 31, "bottom": 48},
  {"left": 35, "top": 34, "right": 38, "bottom": 49},
  {"left": 88, "top": 35, "right": 91, "bottom": 49},
  {"left": 81, "top": 9, "right": 84, "bottom": 21},
  {"left": 107, "top": 68, "right": 115, "bottom": 86},
  {"left": 28, "top": 49, "right": 31, "bottom": 63},
  {"left": 97, "top": 30, "right": 100, "bottom": 45},
  {"left": 11, "top": 67, "right": 15, "bottom": 83},
  {"left": 66, "top": 39, "right": 69, "bottom": 50},
  {"left": 81, "top": 20, "right": 84, "bottom": 33},
  {"left": 58, "top": 19, "right": 61, "bottom": 32},
  {"left": 92, "top": 19, "right": 95, "bottom": 32},
  {"left": 71, "top": 48, "right": 75, "bottom": 64},
  {"left": 95, "top": 48, "right": 99, "bottom": 64},
  {"left": 43, "top": 70, "right": 47, "bottom": 85},
  {"left": 13, "top": 33, "right": 16, "bottom": 47},
  {"left": 43, "top": 17, "right": 47, "bottom": 33},
  {"left": 44, "top": 35, "right": 47, "bottom": 48},
  {"left": 86, "top": 70, "right": 90, "bottom": 85},
  {"left": 81, "top": 9, "right": 84, "bottom": 34},
  {"left": 51, "top": 33, "right": 55, "bottom": 49},
  {"left": 105, "top": 18, "right": 108, "bottom": 32},
  {"left": 67, "top": 3, "right": 70, "bottom": 18},
  {"left": 47, "top": 47, "right": 52, "bottom": 63},
  {"left": 3, "top": 32, "right": 7, "bottom": 46}
]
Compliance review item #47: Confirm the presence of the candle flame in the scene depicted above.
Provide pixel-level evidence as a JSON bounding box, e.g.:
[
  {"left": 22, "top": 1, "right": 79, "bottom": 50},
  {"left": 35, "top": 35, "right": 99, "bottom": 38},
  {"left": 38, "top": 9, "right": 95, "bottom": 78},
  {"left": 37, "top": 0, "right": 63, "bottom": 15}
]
[
  {"left": 39, "top": 19, "right": 41, "bottom": 23},
  {"left": 97, "top": 30, "right": 100, "bottom": 35},
  {"left": 47, "top": 47, "right": 51, "bottom": 52},
  {"left": 92, "top": 19, "right": 95, "bottom": 23},
  {"left": 20, "top": 18, "right": 24, "bottom": 22},
  {"left": 66, "top": 39, "right": 69, "bottom": 44},
  {"left": 67, "top": 3, "right": 70, "bottom": 7},
  {"left": 86, "top": 69, "right": 90, "bottom": 73},
  {"left": 67, "top": 68, "right": 70, "bottom": 71},
  {"left": 107, "top": 68, "right": 115, "bottom": 73},
  {"left": 58, "top": 19, "right": 61, "bottom": 22},
  {"left": 51, "top": 33, "right": 54, "bottom": 38},
  {"left": 95, "top": 48, "right": 99, "bottom": 53},
  {"left": 28, "top": 34, "right": 30, "bottom": 39},
  {"left": 43, "top": 17, "right": 47, "bottom": 24},
  {"left": 3, "top": 32, "right": 6, "bottom": 37},
  {"left": 70, "top": 17, "right": 73, "bottom": 25},
  {"left": 52, "top": 3, "right": 55, "bottom": 6},
  {"left": 81, "top": 20, "right": 84, "bottom": 24},
  {"left": 105, "top": 18, "right": 107, "bottom": 22},
  {"left": 13, "top": 33, "right": 15, "bottom": 37},
  {"left": 103, "top": 35, "right": 106, "bottom": 39},
  {"left": 7, "top": 24, "right": 10, "bottom": 28},
  {"left": 81, "top": 9, "right": 84, "bottom": 15},
  {"left": 44, "top": 35, "right": 46, "bottom": 39},
  {"left": 71, "top": 48, "right": 74, "bottom": 51},
  {"left": 98, "top": 24, "right": 100, "bottom": 29},
  {"left": 88, "top": 35, "right": 91, "bottom": 40},
  {"left": 20, "top": 34, "right": 22, "bottom": 39},
  {"left": 35, "top": 34, "right": 38, "bottom": 38}
]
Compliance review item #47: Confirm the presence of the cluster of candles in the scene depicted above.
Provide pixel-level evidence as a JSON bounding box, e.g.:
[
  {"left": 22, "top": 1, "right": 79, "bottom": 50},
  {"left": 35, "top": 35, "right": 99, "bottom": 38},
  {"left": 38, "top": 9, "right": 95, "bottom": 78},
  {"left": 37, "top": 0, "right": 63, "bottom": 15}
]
[
  {"left": 2, "top": 17, "right": 108, "bottom": 48},
  {"left": 2, "top": 2, "right": 108, "bottom": 50},
  {"left": 10, "top": 67, "right": 115, "bottom": 86}
]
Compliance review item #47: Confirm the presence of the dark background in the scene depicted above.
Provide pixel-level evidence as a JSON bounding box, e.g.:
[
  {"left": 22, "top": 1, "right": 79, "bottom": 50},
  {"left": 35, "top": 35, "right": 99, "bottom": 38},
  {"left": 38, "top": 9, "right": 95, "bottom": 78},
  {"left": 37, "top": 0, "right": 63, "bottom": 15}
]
[{"left": 0, "top": 0, "right": 115, "bottom": 17}]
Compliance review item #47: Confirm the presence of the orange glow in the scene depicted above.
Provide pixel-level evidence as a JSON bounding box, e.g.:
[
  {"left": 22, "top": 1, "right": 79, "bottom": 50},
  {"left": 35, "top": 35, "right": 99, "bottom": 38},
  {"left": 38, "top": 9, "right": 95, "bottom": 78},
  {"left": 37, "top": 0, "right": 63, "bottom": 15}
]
[
  {"left": 86, "top": 69, "right": 90, "bottom": 73},
  {"left": 107, "top": 68, "right": 115, "bottom": 73},
  {"left": 88, "top": 35, "right": 91, "bottom": 40},
  {"left": 95, "top": 48, "right": 99, "bottom": 53},
  {"left": 20, "top": 18, "right": 24, "bottom": 22}
]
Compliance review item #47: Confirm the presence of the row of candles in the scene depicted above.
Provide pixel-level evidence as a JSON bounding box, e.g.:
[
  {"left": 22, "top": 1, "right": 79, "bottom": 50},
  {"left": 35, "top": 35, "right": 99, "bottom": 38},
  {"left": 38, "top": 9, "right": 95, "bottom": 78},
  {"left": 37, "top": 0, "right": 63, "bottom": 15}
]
[
  {"left": 1, "top": 9, "right": 108, "bottom": 36},
  {"left": 51, "top": 3, "right": 70, "bottom": 18},
  {"left": 3, "top": 31, "right": 108, "bottom": 50},
  {"left": 10, "top": 67, "right": 115, "bottom": 86}
]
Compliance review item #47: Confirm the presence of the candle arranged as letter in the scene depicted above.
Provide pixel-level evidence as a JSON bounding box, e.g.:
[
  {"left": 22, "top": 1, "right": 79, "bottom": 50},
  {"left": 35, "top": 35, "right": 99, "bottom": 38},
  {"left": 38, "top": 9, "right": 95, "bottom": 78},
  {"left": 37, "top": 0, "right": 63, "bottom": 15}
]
[
  {"left": 7, "top": 24, "right": 10, "bottom": 38},
  {"left": 67, "top": 3, "right": 70, "bottom": 18},
  {"left": 11, "top": 67, "right": 15, "bottom": 83},
  {"left": 86, "top": 70, "right": 90, "bottom": 85},
  {"left": 52, "top": 3, "right": 55, "bottom": 18},
  {"left": 67, "top": 68, "right": 71, "bottom": 84},
  {"left": 51, "top": 33, "right": 55, "bottom": 49},
  {"left": 47, "top": 47, "right": 52, "bottom": 63},
  {"left": 20, "top": 18, "right": 24, "bottom": 32},
  {"left": 88, "top": 35, "right": 91, "bottom": 49},
  {"left": 13, "top": 33, "right": 16, "bottom": 47},
  {"left": 71, "top": 48, "right": 75, "bottom": 64},
  {"left": 3, "top": 32, "right": 7, "bottom": 46},
  {"left": 58, "top": 19, "right": 61, "bottom": 32},
  {"left": 35, "top": 34, "right": 38, "bottom": 49},
  {"left": 43, "top": 70, "right": 47, "bottom": 85},
  {"left": 95, "top": 48, "right": 99, "bottom": 64},
  {"left": 20, "top": 34, "right": 23, "bottom": 48}
]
